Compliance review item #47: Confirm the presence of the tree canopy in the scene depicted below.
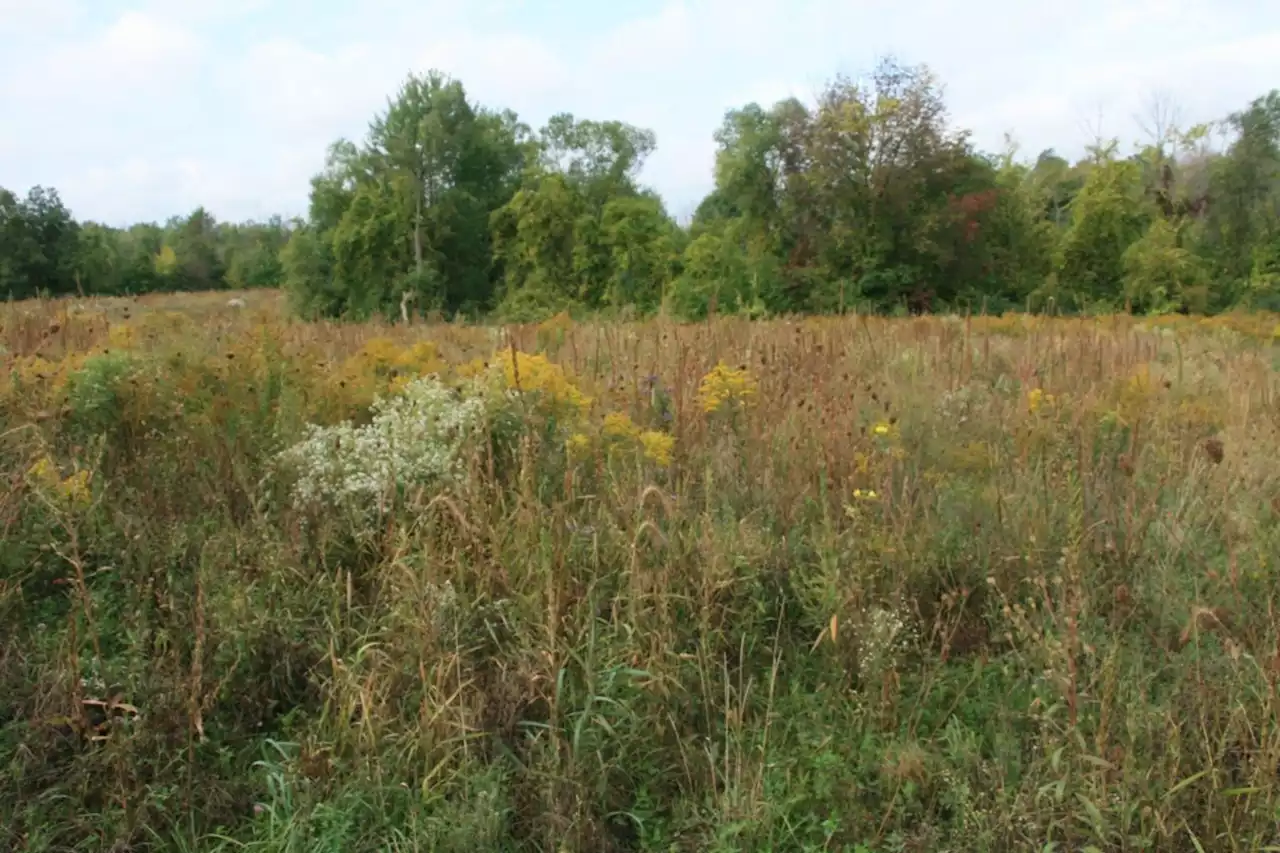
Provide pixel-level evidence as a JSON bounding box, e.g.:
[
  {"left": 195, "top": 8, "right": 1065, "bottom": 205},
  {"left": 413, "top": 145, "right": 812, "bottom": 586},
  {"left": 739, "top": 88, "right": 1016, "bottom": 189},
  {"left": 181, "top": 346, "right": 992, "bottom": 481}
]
[{"left": 5, "top": 61, "right": 1280, "bottom": 318}]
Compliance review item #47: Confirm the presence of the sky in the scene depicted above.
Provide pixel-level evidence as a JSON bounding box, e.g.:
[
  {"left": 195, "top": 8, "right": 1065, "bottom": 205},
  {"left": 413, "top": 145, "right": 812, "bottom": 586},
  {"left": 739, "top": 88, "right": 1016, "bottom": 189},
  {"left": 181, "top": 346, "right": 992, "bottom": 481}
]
[{"left": 2, "top": 0, "right": 1280, "bottom": 226}]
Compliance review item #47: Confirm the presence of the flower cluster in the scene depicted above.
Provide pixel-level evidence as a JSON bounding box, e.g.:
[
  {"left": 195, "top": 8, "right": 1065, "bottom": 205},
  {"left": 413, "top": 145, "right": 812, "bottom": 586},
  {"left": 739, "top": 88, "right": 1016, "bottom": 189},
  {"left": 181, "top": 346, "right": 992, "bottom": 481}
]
[
  {"left": 602, "top": 411, "right": 641, "bottom": 440},
  {"left": 278, "top": 376, "right": 488, "bottom": 510},
  {"left": 697, "top": 362, "right": 758, "bottom": 413},
  {"left": 26, "top": 454, "right": 93, "bottom": 509},
  {"left": 493, "top": 350, "right": 591, "bottom": 415},
  {"left": 858, "top": 605, "right": 917, "bottom": 681},
  {"left": 843, "top": 488, "right": 881, "bottom": 521},
  {"left": 638, "top": 430, "right": 675, "bottom": 467},
  {"left": 1027, "top": 387, "right": 1056, "bottom": 414},
  {"left": 330, "top": 337, "right": 448, "bottom": 406},
  {"left": 571, "top": 410, "right": 676, "bottom": 468},
  {"left": 565, "top": 432, "right": 593, "bottom": 459}
]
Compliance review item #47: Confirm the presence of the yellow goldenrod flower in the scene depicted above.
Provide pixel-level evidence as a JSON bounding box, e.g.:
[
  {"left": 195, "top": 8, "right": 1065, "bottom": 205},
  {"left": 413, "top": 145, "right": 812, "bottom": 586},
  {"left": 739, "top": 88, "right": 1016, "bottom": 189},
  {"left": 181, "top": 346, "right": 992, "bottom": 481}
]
[
  {"left": 355, "top": 336, "right": 402, "bottom": 369},
  {"left": 602, "top": 411, "right": 641, "bottom": 440},
  {"left": 566, "top": 432, "right": 592, "bottom": 458},
  {"left": 697, "top": 362, "right": 758, "bottom": 414},
  {"left": 26, "top": 455, "right": 93, "bottom": 509},
  {"left": 456, "top": 357, "right": 490, "bottom": 379},
  {"left": 59, "top": 469, "right": 93, "bottom": 508},
  {"left": 27, "top": 455, "right": 60, "bottom": 489},
  {"left": 394, "top": 341, "right": 444, "bottom": 377},
  {"left": 639, "top": 430, "right": 675, "bottom": 467},
  {"left": 498, "top": 351, "right": 591, "bottom": 413},
  {"left": 1028, "top": 388, "right": 1056, "bottom": 413}
]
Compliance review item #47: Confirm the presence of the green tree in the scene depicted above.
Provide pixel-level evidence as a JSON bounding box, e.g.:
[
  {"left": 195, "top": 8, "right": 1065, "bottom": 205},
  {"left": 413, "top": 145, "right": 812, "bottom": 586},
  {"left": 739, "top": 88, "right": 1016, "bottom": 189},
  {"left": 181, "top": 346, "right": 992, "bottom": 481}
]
[
  {"left": 540, "top": 113, "right": 655, "bottom": 203},
  {"left": 74, "top": 222, "right": 125, "bottom": 295},
  {"left": 1197, "top": 90, "right": 1280, "bottom": 307},
  {"left": 0, "top": 185, "right": 81, "bottom": 298},
  {"left": 222, "top": 217, "right": 289, "bottom": 290},
  {"left": 490, "top": 172, "right": 583, "bottom": 312},
  {"left": 290, "top": 71, "right": 526, "bottom": 319},
  {"left": 599, "top": 193, "right": 678, "bottom": 312},
  {"left": 1122, "top": 218, "right": 1207, "bottom": 313},
  {"left": 166, "top": 207, "right": 226, "bottom": 291},
  {"left": 488, "top": 112, "right": 671, "bottom": 319},
  {"left": 1054, "top": 154, "right": 1148, "bottom": 310}
]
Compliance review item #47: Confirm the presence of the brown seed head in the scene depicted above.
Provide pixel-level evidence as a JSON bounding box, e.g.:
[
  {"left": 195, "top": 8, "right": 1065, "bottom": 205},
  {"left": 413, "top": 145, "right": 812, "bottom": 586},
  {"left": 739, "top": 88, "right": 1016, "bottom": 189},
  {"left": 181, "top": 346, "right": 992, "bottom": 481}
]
[{"left": 1203, "top": 438, "right": 1224, "bottom": 464}]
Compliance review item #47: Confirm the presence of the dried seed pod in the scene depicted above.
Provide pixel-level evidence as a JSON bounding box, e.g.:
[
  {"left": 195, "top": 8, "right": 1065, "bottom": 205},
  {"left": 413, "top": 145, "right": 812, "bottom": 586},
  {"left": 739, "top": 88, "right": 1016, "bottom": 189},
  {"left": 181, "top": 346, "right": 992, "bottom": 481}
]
[{"left": 1203, "top": 437, "right": 1224, "bottom": 465}]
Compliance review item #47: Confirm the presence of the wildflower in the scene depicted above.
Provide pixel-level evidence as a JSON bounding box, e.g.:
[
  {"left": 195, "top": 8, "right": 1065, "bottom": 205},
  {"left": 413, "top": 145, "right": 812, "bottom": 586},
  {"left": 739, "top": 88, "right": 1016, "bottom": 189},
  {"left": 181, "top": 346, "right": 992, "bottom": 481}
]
[
  {"left": 1028, "top": 388, "right": 1056, "bottom": 413},
  {"left": 638, "top": 430, "right": 675, "bottom": 467},
  {"left": 278, "top": 376, "right": 489, "bottom": 510},
  {"left": 602, "top": 411, "right": 641, "bottom": 440},
  {"left": 858, "top": 606, "right": 916, "bottom": 678},
  {"left": 394, "top": 341, "right": 444, "bottom": 376},
  {"left": 60, "top": 470, "right": 93, "bottom": 507},
  {"left": 27, "top": 455, "right": 60, "bottom": 489},
  {"left": 26, "top": 455, "right": 93, "bottom": 509},
  {"left": 456, "top": 357, "right": 489, "bottom": 380},
  {"left": 697, "top": 362, "right": 758, "bottom": 414},
  {"left": 355, "top": 336, "right": 401, "bottom": 370},
  {"left": 565, "top": 432, "right": 592, "bottom": 459},
  {"left": 873, "top": 422, "right": 891, "bottom": 436},
  {"left": 494, "top": 351, "right": 591, "bottom": 414},
  {"left": 852, "top": 488, "right": 879, "bottom": 500}
]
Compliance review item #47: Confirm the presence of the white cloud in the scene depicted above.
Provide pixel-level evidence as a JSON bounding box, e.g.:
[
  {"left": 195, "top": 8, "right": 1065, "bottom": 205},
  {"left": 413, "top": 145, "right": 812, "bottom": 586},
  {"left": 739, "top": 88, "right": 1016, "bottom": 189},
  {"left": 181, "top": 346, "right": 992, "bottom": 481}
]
[
  {"left": 0, "top": 0, "right": 82, "bottom": 35},
  {"left": 223, "top": 27, "right": 569, "bottom": 146},
  {"left": 227, "top": 39, "right": 401, "bottom": 140},
  {"left": 2, "top": 0, "right": 1279, "bottom": 224},
  {"left": 6, "top": 10, "right": 204, "bottom": 106},
  {"left": 61, "top": 149, "right": 313, "bottom": 224},
  {"left": 141, "top": 0, "right": 267, "bottom": 24},
  {"left": 416, "top": 32, "right": 571, "bottom": 110},
  {"left": 585, "top": 1, "right": 696, "bottom": 76}
]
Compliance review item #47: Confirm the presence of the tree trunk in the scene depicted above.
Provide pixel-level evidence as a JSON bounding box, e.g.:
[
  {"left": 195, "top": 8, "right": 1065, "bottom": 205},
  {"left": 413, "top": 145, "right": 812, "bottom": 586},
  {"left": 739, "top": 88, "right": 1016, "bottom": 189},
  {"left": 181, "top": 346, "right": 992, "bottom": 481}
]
[{"left": 413, "top": 189, "right": 423, "bottom": 274}]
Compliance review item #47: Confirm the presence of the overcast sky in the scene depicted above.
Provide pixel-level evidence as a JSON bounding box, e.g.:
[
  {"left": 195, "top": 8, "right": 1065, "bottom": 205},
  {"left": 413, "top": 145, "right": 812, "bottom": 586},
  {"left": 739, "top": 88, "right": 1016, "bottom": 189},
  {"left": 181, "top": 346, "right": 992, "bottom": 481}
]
[{"left": 2, "top": 0, "right": 1279, "bottom": 226}]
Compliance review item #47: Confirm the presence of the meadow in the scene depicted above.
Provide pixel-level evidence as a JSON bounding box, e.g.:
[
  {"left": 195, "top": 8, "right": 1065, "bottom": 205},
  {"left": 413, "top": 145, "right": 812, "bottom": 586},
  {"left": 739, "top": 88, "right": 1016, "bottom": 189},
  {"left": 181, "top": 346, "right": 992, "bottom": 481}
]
[{"left": 3, "top": 291, "right": 1280, "bottom": 852}]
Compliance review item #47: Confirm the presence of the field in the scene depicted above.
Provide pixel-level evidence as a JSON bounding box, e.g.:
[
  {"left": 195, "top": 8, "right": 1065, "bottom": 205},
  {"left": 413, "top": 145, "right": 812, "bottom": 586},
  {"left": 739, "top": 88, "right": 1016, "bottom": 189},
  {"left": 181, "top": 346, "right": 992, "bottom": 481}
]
[{"left": 3, "top": 292, "right": 1280, "bottom": 852}]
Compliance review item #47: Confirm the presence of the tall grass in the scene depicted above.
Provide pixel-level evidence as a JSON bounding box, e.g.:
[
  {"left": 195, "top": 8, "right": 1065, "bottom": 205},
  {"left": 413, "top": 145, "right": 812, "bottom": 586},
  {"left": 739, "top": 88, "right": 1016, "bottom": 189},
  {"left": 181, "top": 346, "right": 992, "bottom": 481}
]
[{"left": 3, "top": 294, "right": 1280, "bottom": 851}]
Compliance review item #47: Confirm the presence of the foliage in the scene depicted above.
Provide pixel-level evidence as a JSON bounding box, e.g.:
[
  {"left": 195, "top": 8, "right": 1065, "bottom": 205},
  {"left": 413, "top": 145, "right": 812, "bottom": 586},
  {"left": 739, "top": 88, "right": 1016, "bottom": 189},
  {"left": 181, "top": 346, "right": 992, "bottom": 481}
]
[
  {"left": 4, "top": 64, "right": 1280, "bottom": 318},
  {"left": 1, "top": 189, "right": 291, "bottom": 299},
  {"left": 1122, "top": 218, "right": 1208, "bottom": 312},
  {"left": 1054, "top": 158, "right": 1149, "bottom": 310}
]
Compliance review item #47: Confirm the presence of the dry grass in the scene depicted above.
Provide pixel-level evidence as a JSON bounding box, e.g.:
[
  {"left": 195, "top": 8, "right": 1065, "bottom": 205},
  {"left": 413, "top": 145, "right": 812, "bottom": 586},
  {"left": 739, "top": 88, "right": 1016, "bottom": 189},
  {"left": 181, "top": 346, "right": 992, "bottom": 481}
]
[{"left": 2, "top": 291, "right": 1280, "bottom": 852}]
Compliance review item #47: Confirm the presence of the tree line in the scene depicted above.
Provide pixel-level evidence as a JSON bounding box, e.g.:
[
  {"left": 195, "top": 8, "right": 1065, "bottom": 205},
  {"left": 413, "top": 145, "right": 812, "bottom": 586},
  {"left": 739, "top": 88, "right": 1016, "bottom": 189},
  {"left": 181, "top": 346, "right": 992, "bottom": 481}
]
[
  {"left": 0, "top": 189, "right": 290, "bottom": 300},
  {"left": 4, "top": 58, "right": 1279, "bottom": 318}
]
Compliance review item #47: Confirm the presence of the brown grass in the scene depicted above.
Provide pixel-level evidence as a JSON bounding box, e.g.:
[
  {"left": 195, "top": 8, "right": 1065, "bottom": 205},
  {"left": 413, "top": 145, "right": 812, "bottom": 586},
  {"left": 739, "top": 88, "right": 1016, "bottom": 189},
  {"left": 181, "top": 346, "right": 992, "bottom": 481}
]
[{"left": 2, "top": 291, "right": 1280, "bottom": 851}]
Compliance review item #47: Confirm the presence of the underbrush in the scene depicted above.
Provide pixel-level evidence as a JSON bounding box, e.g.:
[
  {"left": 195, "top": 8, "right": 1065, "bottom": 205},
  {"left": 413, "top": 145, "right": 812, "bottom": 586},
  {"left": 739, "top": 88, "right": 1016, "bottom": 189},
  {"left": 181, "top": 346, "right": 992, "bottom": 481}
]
[{"left": 2, "top": 297, "right": 1280, "bottom": 851}]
